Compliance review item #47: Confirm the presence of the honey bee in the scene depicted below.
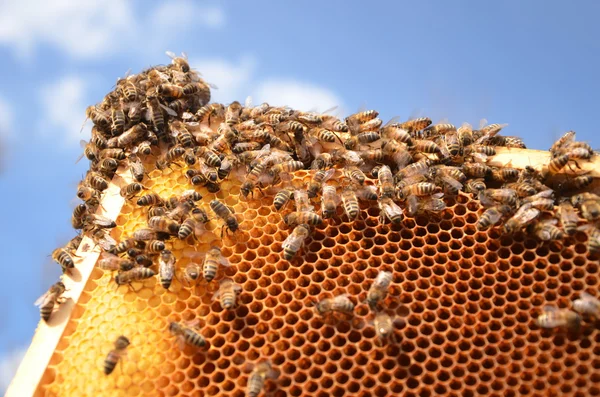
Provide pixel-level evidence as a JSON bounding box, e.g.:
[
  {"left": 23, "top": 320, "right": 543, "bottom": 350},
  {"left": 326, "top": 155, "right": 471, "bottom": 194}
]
[
  {"left": 100, "top": 148, "right": 126, "bottom": 160},
  {"left": 181, "top": 262, "right": 201, "bottom": 286},
  {"left": 344, "top": 166, "right": 366, "bottom": 186},
  {"left": 321, "top": 185, "right": 340, "bottom": 219},
  {"left": 196, "top": 103, "right": 225, "bottom": 125},
  {"left": 191, "top": 207, "right": 210, "bottom": 223},
  {"left": 117, "top": 76, "right": 138, "bottom": 102},
  {"left": 213, "top": 278, "right": 242, "bottom": 310},
  {"left": 85, "top": 105, "right": 110, "bottom": 129},
  {"left": 571, "top": 193, "right": 600, "bottom": 221},
  {"left": 274, "top": 188, "right": 294, "bottom": 211},
  {"left": 373, "top": 312, "right": 404, "bottom": 344},
  {"left": 52, "top": 248, "right": 75, "bottom": 274},
  {"left": 225, "top": 101, "right": 243, "bottom": 126},
  {"left": 177, "top": 218, "right": 199, "bottom": 240},
  {"left": 462, "top": 163, "right": 492, "bottom": 178},
  {"left": 313, "top": 294, "right": 355, "bottom": 317},
  {"left": 145, "top": 240, "right": 166, "bottom": 254},
  {"left": 365, "top": 270, "right": 393, "bottom": 310},
  {"left": 398, "top": 182, "right": 439, "bottom": 200},
  {"left": 156, "top": 83, "right": 184, "bottom": 99},
  {"left": 309, "top": 127, "right": 342, "bottom": 144},
  {"left": 65, "top": 235, "right": 83, "bottom": 254},
  {"left": 282, "top": 224, "right": 311, "bottom": 260},
  {"left": 169, "top": 321, "right": 206, "bottom": 349},
  {"left": 119, "top": 182, "right": 144, "bottom": 199},
  {"left": 377, "top": 165, "right": 394, "bottom": 198},
  {"left": 465, "top": 178, "right": 486, "bottom": 194},
  {"left": 544, "top": 153, "right": 571, "bottom": 176},
  {"left": 475, "top": 123, "right": 508, "bottom": 144},
  {"left": 245, "top": 360, "right": 279, "bottom": 397},
  {"left": 477, "top": 205, "right": 512, "bottom": 230},
  {"left": 557, "top": 200, "right": 579, "bottom": 235},
  {"left": 344, "top": 131, "right": 381, "bottom": 150},
  {"left": 378, "top": 196, "right": 403, "bottom": 225},
  {"left": 536, "top": 306, "right": 581, "bottom": 331},
  {"left": 527, "top": 218, "right": 563, "bottom": 241},
  {"left": 479, "top": 188, "right": 519, "bottom": 207},
  {"left": 137, "top": 192, "right": 164, "bottom": 207},
  {"left": 132, "top": 228, "right": 169, "bottom": 242},
  {"left": 233, "top": 142, "right": 263, "bottom": 154},
  {"left": 307, "top": 168, "right": 335, "bottom": 198},
  {"left": 109, "top": 123, "right": 147, "bottom": 149},
  {"left": 269, "top": 160, "right": 304, "bottom": 179},
  {"left": 128, "top": 155, "right": 146, "bottom": 182},
  {"left": 573, "top": 292, "right": 600, "bottom": 318},
  {"left": 549, "top": 130, "right": 576, "bottom": 157},
  {"left": 201, "top": 246, "right": 230, "bottom": 282},
  {"left": 146, "top": 96, "right": 167, "bottom": 140},
  {"left": 283, "top": 211, "right": 323, "bottom": 227},
  {"left": 405, "top": 193, "right": 447, "bottom": 217},
  {"left": 35, "top": 281, "right": 67, "bottom": 323},
  {"left": 108, "top": 97, "right": 126, "bottom": 137},
  {"left": 503, "top": 204, "right": 541, "bottom": 234},
  {"left": 395, "top": 117, "right": 432, "bottom": 134},
  {"left": 380, "top": 123, "right": 413, "bottom": 145},
  {"left": 103, "top": 336, "right": 130, "bottom": 375},
  {"left": 345, "top": 110, "right": 379, "bottom": 127},
  {"left": 456, "top": 122, "right": 474, "bottom": 146},
  {"left": 86, "top": 172, "right": 109, "bottom": 191},
  {"left": 99, "top": 246, "right": 135, "bottom": 268},
  {"left": 156, "top": 145, "right": 186, "bottom": 170},
  {"left": 158, "top": 250, "right": 176, "bottom": 289},
  {"left": 341, "top": 185, "right": 360, "bottom": 220},
  {"left": 77, "top": 140, "right": 99, "bottom": 163},
  {"left": 421, "top": 123, "right": 456, "bottom": 138},
  {"left": 71, "top": 203, "right": 88, "bottom": 229},
  {"left": 557, "top": 175, "right": 593, "bottom": 191},
  {"left": 149, "top": 216, "right": 180, "bottom": 235},
  {"left": 489, "top": 167, "right": 519, "bottom": 183},
  {"left": 210, "top": 199, "right": 240, "bottom": 236},
  {"left": 115, "top": 267, "right": 156, "bottom": 287}
]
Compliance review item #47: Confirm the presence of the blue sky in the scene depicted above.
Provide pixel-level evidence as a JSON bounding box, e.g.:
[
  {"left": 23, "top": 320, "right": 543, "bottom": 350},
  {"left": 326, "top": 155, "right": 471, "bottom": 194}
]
[{"left": 1, "top": 0, "right": 599, "bottom": 391}]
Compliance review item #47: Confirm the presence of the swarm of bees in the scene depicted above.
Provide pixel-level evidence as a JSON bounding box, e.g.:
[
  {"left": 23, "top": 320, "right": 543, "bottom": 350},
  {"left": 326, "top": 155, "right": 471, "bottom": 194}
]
[{"left": 35, "top": 52, "right": 600, "bottom": 396}]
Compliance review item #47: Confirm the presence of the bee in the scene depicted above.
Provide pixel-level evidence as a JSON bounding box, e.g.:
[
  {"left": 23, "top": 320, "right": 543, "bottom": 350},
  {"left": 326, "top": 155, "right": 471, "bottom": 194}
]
[
  {"left": 274, "top": 188, "right": 294, "bottom": 211},
  {"left": 169, "top": 322, "right": 206, "bottom": 349},
  {"left": 380, "top": 139, "right": 413, "bottom": 168},
  {"left": 489, "top": 167, "right": 519, "bottom": 183},
  {"left": 128, "top": 155, "right": 146, "bottom": 182},
  {"left": 77, "top": 140, "right": 99, "bottom": 163},
  {"left": 177, "top": 218, "right": 199, "bottom": 240},
  {"left": 108, "top": 123, "right": 147, "bottom": 148},
  {"left": 269, "top": 160, "right": 304, "bottom": 179},
  {"left": 405, "top": 193, "right": 446, "bottom": 217},
  {"left": 85, "top": 105, "right": 110, "bottom": 129},
  {"left": 395, "top": 117, "right": 432, "bottom": 134},
  {"left": 195, "top": 146, "right": 222, "bottom": 167},
  {"left": 182, "top": 262, "right": 201, "bottom": 286},
  {"left": 557, "top": 200, "right": 579, "bottom": 235},
  {"left": 132, "top": 228, "right": 169, "bottom": 242},
  {"left": 503, "top": 204, "right": 541, "bottom": 234},
  {"left": 156, "top": 145, "right": 185, "bottom": 170},
  {"left": 411, "top": 139, "right": 442, "bottom": 155},
  {"left": 233, "top": 142, "right": 263, "bottom": 154},
  {"left": 479, "top": 188, "right": 519, "bottom": 207},
  {"left": 108, "top": 96, "right": 126, "bottom": 137},
  {"left": 146, "top": 240, "right": 166, "bottom": 253},
  {"left": 465, "top": 144, "right": 496, "bottom": 157},
  {"left": 462, "top": 163, "right": 492, "bottom": 178},
  {"left": 71, "top": 203, "right": 88, "bottom": 229},
  {"left": 115, "top": 267, "right": 156, "bottom": 286},
  {"left": 378, "top": 196, "right": 403, "bottom": 225},
  {"left": 170, "top": 122, "right": 194, "bottom": 148},
  {"left": 168, "top": 97, "right": 192, "bottom": 115},
  {"left": 344, "top": 131, "right": 381, "bottom": 150},
  {"left": 344, "top": 166, "right": 367, "bottom": 185},
  {"left": 210, "top": 199, "right": 240, "bottom": 236},
  {"left": 111, "top": 238, "right": 137, "bottom": 255},
  {"left": 427, "top": 169, "right": 463, "bottom": 196},
  {"left": 307, "top": 168, "right": 336, "bottom": 198},
  {"left": 373, "top": 312, "right": 404, "bottom": 344},
  {"left": 182, "top": 81, "right": 210, "bottom": 98},
  {"left": 505, "top": 182, "right": 537, "bottom": 198},
  {"left": 213, "top": 278, "right": 242, "bottom": 310},
  {"left": 475, "top": 122, "right": 508, "bottom": 144},
  {"left": 358, "top": 148, "right": 385, "bottom": 164},
  {"left": 501, "top": 136, "right": 527, "bottom": 148},
  {"left": 166, "top": 51, "right": 190, "bottom": 72},
  {"left": 545, "top": 153, "right": 571, "bottom": 176},
  {"left": 117, "top": 76, "right": 138, "bottom": 102},
  {"left": 196, "top": 103, "right": 225, "bottom": 125},
  {"left": 549, "top": 130, "right": 576, "bottom": 157},
  {"left": 157, "top": 83, "right": 184, "bottom": 98},
  {"left": 65, "top": 235, "right": 83, "bottom": 254},
  {"left": 380, "top": 123, "right": 413, "bottom": 145},
  {"left": 571, "top": 193, "right": 600, "bottom": 221},
  {"left": 345, "top": 110, "right": 379, "bottom": 126},
  {"left": 294, "top": 189, "right": 313, "bottom": 213},
  {"left": 137, "top": 192, "right": 164, "bottom": 207},
  {"left": 321, "top": 185, "right": 339, "bottom": 219},
  {"left": 421, "top": 123, "right": 456, "bottom": 138},
  {"left": 52, "top": 248, "right": 75, "bottom": 274},
  {"left": 477, "top": 205, "right": 512, "bottom": 230},
  {"left": 157, "top": 250, "right": 176, "bottom": 289},
  {"left": 441, "top": 132, "right": 462, "bottom": 157},
  {"left": 135, "top": 255, "right": 153, "bottom": 268},
  {"left": 573, "top": 292, "right": 600, "bottom": 318},
  {"left": 565, "top": 147, "right": 592, "bottom": 161},
  {"left": 86, "top": 172, "right": 109, "bottom": 191},
  {"left": 341, "top": 185, "right": 360, "bottom": 220},
  {"left": 398, "top": 182, "right": 439, "bottom": 200},
  {"left": 146, "top": 96, "right": 167, "bottom": 140},
  {"left": 536, "top": 306, "right": 581, "bottom": 331},
  {"left": 103, "top": 336, "right": 130, "bottom": 375},
  {"left": 202, "top": 247, "right": 230, "bottom": 282},
  {"left": 465, "top": 178, "right": 486, "bottom": 194},
  {"left": 218, "top": 155, "right": 237, "bottom": 180},
  {"left": 246, "top": 361, "right": 279, "bottom": 397},
  {"left": 365, "top": 270, "right": 393, "bottom": 310},
  {"left": 457, "top": 122, "right": 474, "bottom": 146},
  {"left": 35, "top": 281, "right": 67, "bottom": 323},
  {"left": 357, "top": 118, "right": 383, "bottom": 133},
  {"left": 283, "top": 211, "right": 323, "bottom": 227},
  {"left": 528, "top": 219, "right": 564, "bottom": 241},
  {"left": 377, "top": 165, "right": 394, "bottom": 198},
  {"left": 225, "top": 101, "right": 243, "bottom": 125},
  {"left": 149, "top": 216, "right": 180, "bottom": 235},
  {"left": 313, "top": 294, "right": 355, "bottom": 317},
  {"left": 310, "top": 127, "right": 342, "bottom": 144},
  {"left": 557, "top": 175, "right": 593, "bottom": 191},
  {"left": 120, "top": 182, "right": 144, "bottom": 199},
  {"left": 191, "top": 207, "right": 210, "bottom": 223},
  {"left": 96, "top": 158, "right": 119, "bottom": 176},
  {"left": 98, "top": 252, "right": 135, "bottom": 272},
  {"left": 100, "top": 148, "right": 126, "bottom": 160},
  {"left": 282, "top": 224, "right": 311, "bottom": 260}
]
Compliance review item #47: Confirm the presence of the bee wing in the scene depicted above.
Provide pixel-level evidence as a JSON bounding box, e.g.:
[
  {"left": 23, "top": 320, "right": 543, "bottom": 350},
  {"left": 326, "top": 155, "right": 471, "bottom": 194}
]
[
  {"left": 34, "top": 291, "right": 51, "bottom": 307},
  {"left": 165, "top": 50, "right": 177, "bottom": 60},
  {"left": 218, "top": 255, "right": 231, "bottom": 267},
  {"left": 160, "top": 103, "right": 178, "bottom": 118},
  {"left": 579, "top": 291, "right": 597, "bottom": 302},
  {"left": 92, "top": 214, "right": 116, "bottom": 228},
  {"left": 323, "top": 168, "right": 336, "bottom": 182},
  {"left": 97, "top": 233, "right": 117, "bottom": 251},
  {"left": 442, "top": 176, "right": 463, "bottom": 191},
  {"left": 542, "top": 305, "right": 558, "bottom": 312}
]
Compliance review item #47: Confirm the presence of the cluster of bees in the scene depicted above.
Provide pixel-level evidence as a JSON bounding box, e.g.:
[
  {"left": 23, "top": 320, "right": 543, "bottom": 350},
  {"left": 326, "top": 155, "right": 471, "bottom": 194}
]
[{"left": 33, "top": 52, "right": 600, "bottom": 395}]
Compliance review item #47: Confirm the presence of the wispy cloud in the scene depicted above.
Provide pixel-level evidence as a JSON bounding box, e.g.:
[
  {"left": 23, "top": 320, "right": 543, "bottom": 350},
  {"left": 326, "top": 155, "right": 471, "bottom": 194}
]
[
  {"left": 39, "top": 76, "right": 87, "bottom": 145},
  {"left": 0, "top": 0, "right": 225, "bottom": 61},
  {"left": 0, "top": 347, "right": 26, "bottom": 394},
  {"left": 254, "top": 80, "right": 344, "bottom": 114}
]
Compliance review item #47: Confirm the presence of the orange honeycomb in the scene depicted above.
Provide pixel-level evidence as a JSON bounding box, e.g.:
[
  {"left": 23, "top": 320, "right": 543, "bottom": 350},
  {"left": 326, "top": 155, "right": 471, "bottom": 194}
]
[{"left": 35, "top": 161, "right": 600, "bottom": 397}]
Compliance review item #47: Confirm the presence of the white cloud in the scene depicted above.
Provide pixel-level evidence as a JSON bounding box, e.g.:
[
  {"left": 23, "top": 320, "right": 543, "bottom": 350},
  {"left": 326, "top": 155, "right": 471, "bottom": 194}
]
[
  {"left": 0, "top": 0, "right": 224, "bottom": 60},
  {"left": 0, "top": 95, "right": 13, "bottom": 139},
  {"left": 191, "top": 56, "right": 257, "bottom": 104},
  {"left": 0, "top": 347, "right": 26, "bottom": 394},
  {"left": 39, "top": 76, "right": 87, "bottom": 144},
  {"left": 254, "top": 80, "right": 345, "bottom": 113}
]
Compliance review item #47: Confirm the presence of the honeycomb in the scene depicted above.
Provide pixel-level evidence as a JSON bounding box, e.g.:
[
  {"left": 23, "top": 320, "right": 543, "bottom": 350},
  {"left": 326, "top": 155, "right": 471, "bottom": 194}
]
[
  {"left": 35, "top": 163, "right": 600, "bottom": 396},
  {"left": 13, "top": 57, "right": 599, "bottom": 397}
]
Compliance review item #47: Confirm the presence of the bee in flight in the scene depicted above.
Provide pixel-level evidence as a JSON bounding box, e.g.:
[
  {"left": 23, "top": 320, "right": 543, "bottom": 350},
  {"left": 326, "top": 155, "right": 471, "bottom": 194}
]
[
  {"left": 35, "top": 281, "right": 67, "bottom": 323},
  {"left": 103, "top": 335, "right": 130, "bottom": 375}
]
